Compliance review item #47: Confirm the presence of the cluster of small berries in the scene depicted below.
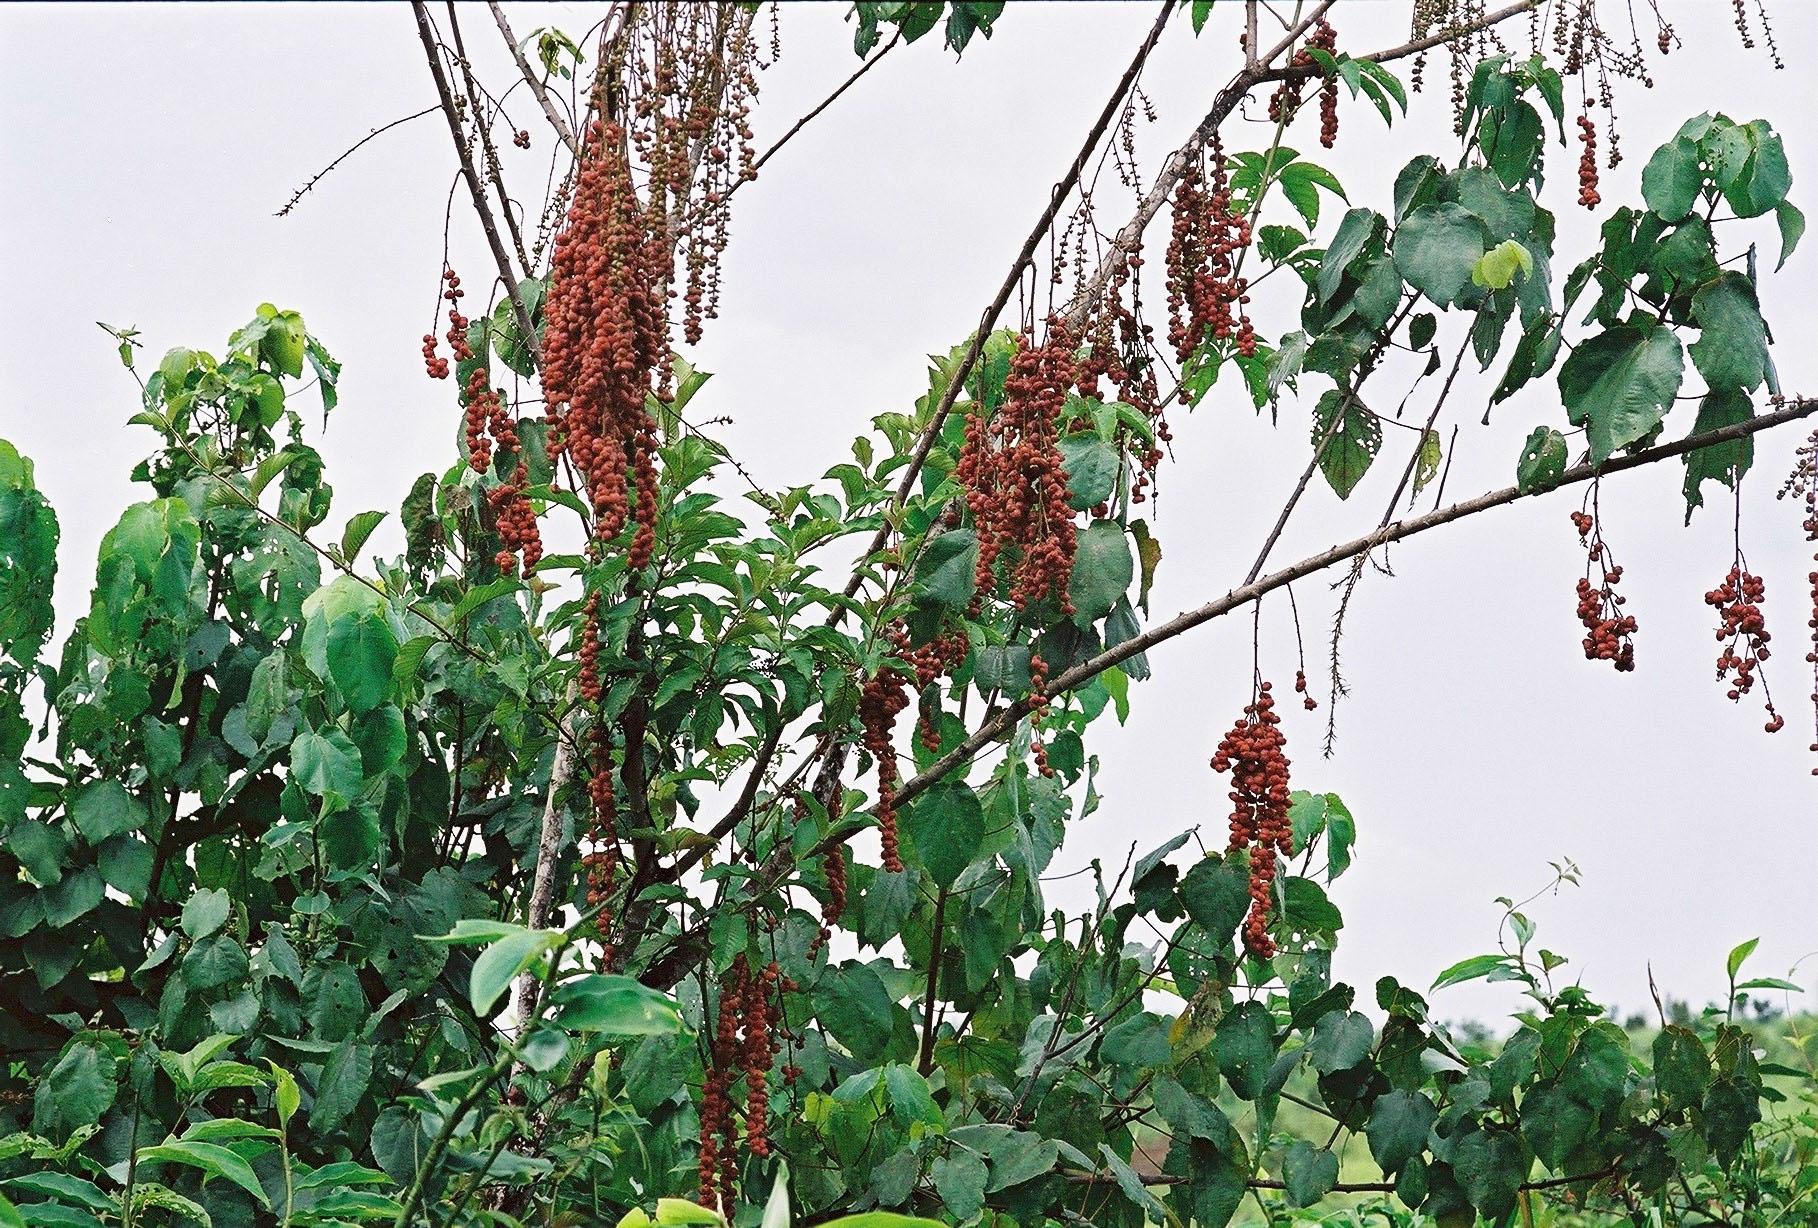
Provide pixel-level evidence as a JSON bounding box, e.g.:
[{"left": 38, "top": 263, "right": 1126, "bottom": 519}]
[
  {"left": 1706, "top": 564, "right": 1784, "bottom": 732},
  {"left": 698, "top": 954, "right": 795, "bottom": 1213},
  {"left": 1165, "top": 136, "right": 1254, "bottom": 369},
  {"left": 1570, "top": 507, "right": 1636, "bottom": 671},
  {"left": 1210, "top": 682, "right": 1293, "bottom": 959},
  {"left": 1266, "top": 18, "right": 1338, "bottom": 135},
  {"left": 581, "top": 726, "right": 617, "bottom": 969},
  {"left": 541, "top": 120, "right": 668, "bottom": 572},
  {"left": 1792, "top": 431, "right": 1818, "bottom": 771},
  {"left": 955, "top": 324, "right": 1080, "bottom": 612},
  {"left": 1577, "top": 113, "right": 1602, "bottom": 209},
  {"left": 858, "top": 664, "right": 912, "bottom": 873},
  {"left": 512, "top": 128, "right": 531, "bottom": 149}
]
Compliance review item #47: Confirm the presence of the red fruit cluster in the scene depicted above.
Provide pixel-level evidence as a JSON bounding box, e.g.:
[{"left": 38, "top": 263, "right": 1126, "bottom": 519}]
[
  {"left": 955, "top": 324, "right": 1080, "bottom": 612},
  {"left": 1571, "top": 508, "right": 1636, "bottom": 671},
  {"left": 1165, "top": 136, "right": 1254, "bottom": 369},
  {"left": 512, "top": 128, "right": 531, "bottom": 149},
  {"left": 1293, "top": 668, "right": 1318, "bottom": 711},
  {"left": 1268, "top": 18, "right": 1337, "bottom": 130},
  {"left": 541, "top": 120, "right": 668, "bottom": 572},
  {"left": 816, "top": 841, "right": 847, "bottom": 955},
  {"left": 486, "top": 461, "right": 543, "bottom": 576},
  {"left": 892, "top": 622, "right": 969, "bottom": 752},
  {"left": 1706, "top": 565, "right": 1783, "bottom": 731},
  {"left": 698, "top": 954, "right": 790, "bottom": 1213},
  {"left": 422, "top": 332, "right": 448, "bottom": 380},
  {"left": 1077, "top": 272, "right": 1169, "bottom": 504},
  {"left": 1210, "top": 682, "right": 1293, "bottom": 959},
  {"left": 582, "top": 726, "right": 618, "bottom": 970},
  {"left": 578, "top": 592, "right": 603, "bottom": 703},
  {"left": 859, "top": 663, "right": 911, "bottom": 873},
  {"left": 1795, "top": 431, "right": 1818, "bottom": 771},
  {"left": 1577, "top": 114, "right": 1602, "bottom": 209}
]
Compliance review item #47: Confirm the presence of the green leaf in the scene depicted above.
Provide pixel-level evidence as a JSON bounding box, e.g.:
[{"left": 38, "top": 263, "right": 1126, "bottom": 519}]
[
  {"left": 1068, "top": 520, "right": 1133, "bottom": 625},
  {"left": 1470, "top": 239, "right": 1533, "bottom": 290},
  {"left": 289, "top": 728, "right": 363, "bottom": 805},
  {"left": 339, "top": 511, "right": 386, "bottom": 564},
  {"left": 1366, "top": 1089, "right": 1436, "bottom": 1176},
  {"left": 817, "top": 1217, "right": 947, "bottom": 1228},
  {"left": 181, "top": 934, "right": 248, "bottom": 992},
  {"left": 1689, "top": 273, "right": 1769, "bottom": 393},
  {"left": 548, "top": 975, "right": 685, "bottom": 1035},
  {"left": 1190, "top": 0, "right": 1214, "bottom": 34},
  {"left": 0, "top": 1176, "right": 112, "bottom": 1214},
  {"left": 1561, "top": 1025, "right": 1629, "bottom": 1115},
  {"left": 471, "top": 927, "right": 562, "bottom": 1014},
  {"left": 1394, "top": 203, "right": 1489, "bottom": 307},
  {"left": 1726, "top": 936, "right": 1759, "bottom": 979},
  {"left": 1179, "top": 855, "right": 1249, "bottom": 946},
  {"left": 1520, "top": 1080, "right": 1595, "bottom": 1170},
  {"left": 1717, "top": 120, "right": 1791, "bottom": 218},
  {"left": 1517, "top": 427, "right": 1568, "bottom": 492},
  {"left": 1653, "top": 1025, "right": 1710, "bottom": 1112},
  {"left": 930, "top": 1149, "right": 986, "bottom": 1221},
  {"left": 911, "top": 528, "right": 977, "bottom": 613},
  {"left": 136, "top": 1142, "right": 271, "bottom": 1210},
  {"left": 1774, "top": 201, "right": 1804, "bottom": 271},
  {"left": 1409, "top": 312, "right": 1436, "bottom": 350},
  {"left": 181, "top": 888, "right": 231, "bottom": 939},
  {"left": 902, "top": 780, "right": 984, "bottom": 891},
  {"left": 1214, "top": 1001, "right": 1275, "bottom": 1100},
  {"left": 1059, "top": 434, "right": 1118, "bottom": 511},
  {"left": 1452, "top": 1127, "right": 1525, "bottom": 1218},
  {"left": 326, "top": 612, "right": 398, "bottom": 714},
  {"left": 31, "top": 1039, "right": 117, "bottom": 1143},
  {"left": 1312, "top": 390, "right": 1380, "bottom": 499},
  {"left": 1681, "top": 390, "right": 1753, "bottom": 524},
  {"left": 1309, "top": 1009, "right": 1373, "bottom": 1074},
  {"left": 68, "top": 780, "right": 146, "bottom": 844},
  {"left": 320, "top": 803, "right": 381, "bottom": 871},
  {"left": 1558, "top": 321, "right": 1683, "bottom": 465},
  {"left": 1282, "top": 1140, "right": 1339, "bottom": 1207},
  {"left": 1641, "top": 136, "right": 1703, "bottom": 219},
  {"left": 1430, "top": 952, "right": 1510, "bottom": 990},
  {"left": 309, "top": 1039, "right": 373, "bottom": 1135},
  {"left": 270, "top": 1060, "right": 300, "bottom": 1126},
  {"left": 1318, "top": 208, "right": 1382, "bottom": 305}
]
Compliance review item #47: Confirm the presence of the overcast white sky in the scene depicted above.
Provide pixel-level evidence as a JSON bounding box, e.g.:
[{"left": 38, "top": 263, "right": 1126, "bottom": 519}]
[{"left": 3, "top": 1, "right": 1815, "bottom": 1026}]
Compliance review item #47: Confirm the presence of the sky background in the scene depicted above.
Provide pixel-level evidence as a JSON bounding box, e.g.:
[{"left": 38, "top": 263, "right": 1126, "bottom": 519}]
[{"left": 3, "top": 1, "right": 1815, "bottom": 1026}]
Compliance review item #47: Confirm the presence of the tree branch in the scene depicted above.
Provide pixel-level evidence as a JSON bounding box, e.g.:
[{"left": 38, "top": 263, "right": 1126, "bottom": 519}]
[
  {"left": 487, "top": 0, "right": 582, "bottom": 159},
  {"left": 896, "top": 396, "right": 1818, "bottom": 808},
  {"left": 411, "top": 0, "right": 540, "bottom": 361}
]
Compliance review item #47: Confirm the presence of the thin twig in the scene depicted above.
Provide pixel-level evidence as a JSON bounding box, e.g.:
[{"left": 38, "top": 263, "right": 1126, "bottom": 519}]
[
  {"left": 276, "top": 106, "right": 439, "bottom": 217},
  {"left": 488, "top": 0, "right": 583, "bottom": 158}
]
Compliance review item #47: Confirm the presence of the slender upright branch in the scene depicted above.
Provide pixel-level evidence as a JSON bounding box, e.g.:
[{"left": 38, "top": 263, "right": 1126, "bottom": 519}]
[
  {"left": 488, "top": 0, "right": 583, "bottom": 159},
  {"left": 412, "top": 0, "right": 540, "bottom": 360}
]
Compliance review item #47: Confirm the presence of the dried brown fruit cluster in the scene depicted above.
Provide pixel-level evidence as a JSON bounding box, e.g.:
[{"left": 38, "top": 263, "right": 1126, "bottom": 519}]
[
  {"left": 1577, "top": 113, "right": 1602, "bottom": 209},
  {"left": 1165, "top": 137, "right": 1254, "bottom": 370},
  {"left": 1210, "top": 682, "right": 1293, "bottom": 959},
  {"left": 1571, "top": 506, "right": 1637, "bottom": 671},
  {"left": 956, "top": 325, "right": 1080, "bottom": 612},
  {"left": 1707, "top": 565, "right": 1784, "bottom": 732},
  {"left": 1791, "top": 430, "right": 1818, "bottom": 771}
]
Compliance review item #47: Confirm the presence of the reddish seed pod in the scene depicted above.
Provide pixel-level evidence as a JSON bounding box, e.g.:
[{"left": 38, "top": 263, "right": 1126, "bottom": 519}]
[{"left": 1210, "top": 683, "right": 1293, "bottom": 959}]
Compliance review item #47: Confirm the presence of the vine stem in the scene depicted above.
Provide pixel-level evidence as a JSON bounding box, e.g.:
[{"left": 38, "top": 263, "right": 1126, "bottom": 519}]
[{"left": 894, "top": 395, "right": 1818, "bottom": 809}]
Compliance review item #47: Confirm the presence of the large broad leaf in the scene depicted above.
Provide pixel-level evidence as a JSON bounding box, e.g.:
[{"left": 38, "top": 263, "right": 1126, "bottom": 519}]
[
  {"left": 911, "top": 528, "right": 977, "bottom": 612},
  {"left": 1394, "top": 203, "right": 1489, "bottom": 307},
  {"left": 1641, "top": 136, "right": 1703, "bottom": 220},
  {"left": 1689, "top": 273, "right": 1769, "bottom": 393},
  {"left": 1282, "top": 1140, "right": 1339, "bottom": 1207},
  {"left": 326, "top": 611, "right": 398, "bottom": 714},
  {"left": 901, "top": 780, "right": 984, "bottom": 891},
  {"left": 308, "top": 1039, "right": 373, "bottom": 1134},
  {"left": 290, "top": 728, "right": 364, "bottom": 806},
  {"left": 1058, "top": 434, "right": 1118, "bottom": 510},
  {"left": 470, "top": 928, "right": 563, "bottom": 1014},
  {"left": 1318, "top": 208, "right": 1383, "bottom": 305},
  {"left": 1681, "top": 390, "right": 1753, "bottom": 524},
  {"left": 0, "top": 459, "right": 58, "bottom": 670},
  {"left": 1558, "top": 321, "right": 1683, "bottom": 464},
  {"left": 1366, "top": 1088, "right": 1436, "bottom": 1176},
  {"left": 1312, "top": 390, "right": 1381, "bottom": 499},
  {"left": 1067, "top": 520, "right": 1132, "bottom": 625},
  {"left": 31, "top": 1039, "right": 118, "bottom": 1143}
]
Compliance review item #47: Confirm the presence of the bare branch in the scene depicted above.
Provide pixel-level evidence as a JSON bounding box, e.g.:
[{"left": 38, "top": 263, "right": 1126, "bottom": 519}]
[
  {"left": 488, "top": 0, "right": 583, "bottom": 159},
  {"left": 276, "top": 106, "right": 438, "bottom": 218}
]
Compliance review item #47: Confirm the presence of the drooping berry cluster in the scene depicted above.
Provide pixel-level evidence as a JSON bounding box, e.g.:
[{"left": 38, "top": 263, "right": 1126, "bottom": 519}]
[
  {"left": 1576, "top": 112, "right": 1602, "bottom": 209},
  {"left": 698, "top": 954, "right": 791, "bottom": 1214},
  {"left": 581, "top": 724, "right": 618, "bottom": 969},
  {"left": 890, "top": 621, "right": 969, "bottom": 752},
  {"left": 1164, "top": 137, "right": 1254, "bottom": 368},
  {"left": 858, "top": 663, "right": 912, "bottom": 873},
  {"left": 577, "top": 592, "right": 603, "bottom": 703},
  {"left": 512, "top": 128, "right": 531, "bottom": 149},
  {"left": 1570, "top": 505, "right": 1637, "bottom": 671},
  {"left": 1266, "top": 18, "right": 1338, "bottom": 135},
  {"left": 955, "top": 325, "right": 1080, "bottom": 611},
  {"left": 541, "top": 120, "right": 669, "bottom": 572},
  {"left": 1210, "top": 682, "right": 1293, "bottom": 959},
  {"left": 1786, "top": 429, "right": 1818, "bottom": 772},
  {"left": 1293, "top": 669, "right": 1318, "bottom": 711},
  {"left": 1706, "top": 564, "right": 1783, "bottom": 732}
]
